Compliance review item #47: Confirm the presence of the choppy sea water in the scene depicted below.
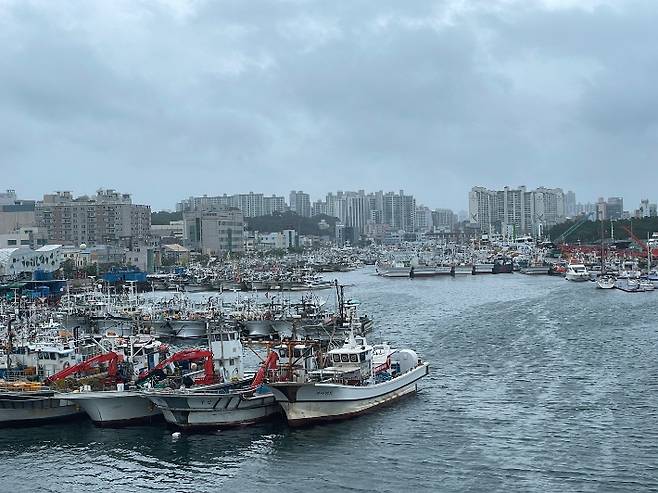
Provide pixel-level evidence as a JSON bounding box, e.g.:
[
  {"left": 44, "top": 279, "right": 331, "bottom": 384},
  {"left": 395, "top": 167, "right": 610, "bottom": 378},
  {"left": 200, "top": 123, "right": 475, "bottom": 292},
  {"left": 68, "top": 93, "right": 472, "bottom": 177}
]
[{"left": 2, "top": 268, "right": 658, "bottom": 492}]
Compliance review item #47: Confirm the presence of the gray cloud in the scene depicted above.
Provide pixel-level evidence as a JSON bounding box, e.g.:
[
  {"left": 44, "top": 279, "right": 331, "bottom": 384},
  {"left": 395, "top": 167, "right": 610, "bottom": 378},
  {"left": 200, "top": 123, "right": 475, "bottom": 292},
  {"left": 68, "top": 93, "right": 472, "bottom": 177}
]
[{"left": 1, "top": 0, "right": 657, "bottom": 210}]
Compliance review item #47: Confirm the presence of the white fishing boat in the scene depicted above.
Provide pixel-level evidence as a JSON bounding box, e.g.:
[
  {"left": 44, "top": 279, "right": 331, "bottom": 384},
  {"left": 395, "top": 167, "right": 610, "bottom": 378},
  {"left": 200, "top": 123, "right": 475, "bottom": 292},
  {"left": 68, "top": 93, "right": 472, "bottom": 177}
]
[
  {"left": 646, "top": 270, "right": 658, "bottom": 287},
  {"left": 409, "top": 265, "right": 437, "bottom": 277},
  {"left": 63, "top": 386, "right": 160, "bottom": 426},
  {"left": 565, "top": 264, "right": 590, "bottom": 282},
  {"left": 615, "top": 277, "right": 641, "bottom": 292},
  {"left": 375, "top": 260, "right": 410, "bottom": 278},
  {"left": 269, "top": 331, "right": 429, "bottom": 426},
  {"left": 639, "top": 279, "right": 655, "bottom": 292},
  {"left": 473, "top": 263, "right": 494, "bottom": 274},
  {"left": 42, "top": 337, "right": 170, "bottom": 426},
  {"left": 0, "top": 384, "right": 83, "bottom": 426},
  {"left": 596, "top": 275, "right": 616, "bottom": 289},
  {"left": 143, "top": 328, "right": 280, "bottom": 429},
  {"left": 452, "top": 264, "right": 474, "bottom": 275}
]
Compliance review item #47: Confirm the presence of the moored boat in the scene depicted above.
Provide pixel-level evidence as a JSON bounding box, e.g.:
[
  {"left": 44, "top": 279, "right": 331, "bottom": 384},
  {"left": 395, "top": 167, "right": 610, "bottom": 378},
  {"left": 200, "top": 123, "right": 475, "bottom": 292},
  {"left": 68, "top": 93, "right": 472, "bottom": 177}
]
[
  {"left": 269, "top": 332, "right": 429, "bottom": 426},
  {"left": 63, "top": 387, "right": 161, "bottom": 426},
  {"left": 142, "top": 328, "right": 280, "bottom": 429},
  {"left": 0, "top": 384, "right": 83, "bottom": 426},
  {"left": 565, "top": 264, "right": 590, "bottom": 282},
  {"left": 596, "top": 275, "right": 616, "bottom": 289}
]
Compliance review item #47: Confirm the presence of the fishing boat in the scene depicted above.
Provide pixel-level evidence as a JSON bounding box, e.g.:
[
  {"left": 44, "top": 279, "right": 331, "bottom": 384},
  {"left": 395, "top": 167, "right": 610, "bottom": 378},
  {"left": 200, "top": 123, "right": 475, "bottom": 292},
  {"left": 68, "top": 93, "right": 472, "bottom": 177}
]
[
  {"left": 269, "top": 331, "right": 429, "bottom": 426},
  {"left": 0, "top": 383, "right": 83, "bottom": 426},
  {"left": 565, "top": 264, "right": 590, "bottom": 282},
  {"left": 57, "top": 347, "right": 213, "bottom": 426},
  {"left": 473, "top": 263, "right": 494, "bottom": 274},
  {"left": 142, "top": 328, "right": 280, "bottom": 429},
  {"left": 375, "top": 260, "right": 411, "bottom": 278},
  {"left": 492, "top": 259, "right": 513, "bottom": 274},
  {"left": 615, "top": 277, "right": 641, "bottom": 292},
  {"left": 63, "top": 386, "right": 161, "bottom": 426},
  {"left": 452, "top": 264, "right": 474, "bottom": 275},
  {"left": 596, "top": 275, "right": 616, "bottom": 289}
]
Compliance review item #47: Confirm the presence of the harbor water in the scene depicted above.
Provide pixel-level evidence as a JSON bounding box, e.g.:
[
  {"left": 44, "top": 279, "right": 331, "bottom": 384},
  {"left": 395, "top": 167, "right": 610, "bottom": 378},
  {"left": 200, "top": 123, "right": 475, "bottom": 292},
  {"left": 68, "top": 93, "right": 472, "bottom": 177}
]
[{"left": 2, "top": 268, "right": 657, "bottom": 492}]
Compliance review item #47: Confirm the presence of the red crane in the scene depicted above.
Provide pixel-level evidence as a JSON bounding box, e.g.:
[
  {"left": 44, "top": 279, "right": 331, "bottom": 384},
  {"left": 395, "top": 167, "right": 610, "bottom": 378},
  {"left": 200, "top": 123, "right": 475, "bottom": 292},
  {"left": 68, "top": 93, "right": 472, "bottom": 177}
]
[
  {"left": 620, "top": 225, "right": 658, "bottom": 257},
  {"left": 250, "top": 351, "right": 279, "bottom": 388},
  {"left": 45, "top": 351, "right": 123, "bottom": 385},
  {"left": 135, "top": 348, "right": 216, "bottom": 386}
]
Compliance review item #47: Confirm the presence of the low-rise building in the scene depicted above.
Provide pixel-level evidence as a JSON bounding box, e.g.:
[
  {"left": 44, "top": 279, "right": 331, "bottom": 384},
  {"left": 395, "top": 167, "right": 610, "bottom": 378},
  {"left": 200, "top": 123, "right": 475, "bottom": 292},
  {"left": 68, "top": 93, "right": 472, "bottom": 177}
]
[
  {"left": 161, "top": 243, "right": 190, "bottom": 266},
  {"left": 0, "top": 190, "right": 36, "bottom": 234},
  {"left": 151, "top": 220, "right": 184, "bottom": 239},
  {"left": 0, "top": 227, "right": 49, "bottom": 249},
  {"left": 0, "top": 245, "right": 62, "bottom": 277}
]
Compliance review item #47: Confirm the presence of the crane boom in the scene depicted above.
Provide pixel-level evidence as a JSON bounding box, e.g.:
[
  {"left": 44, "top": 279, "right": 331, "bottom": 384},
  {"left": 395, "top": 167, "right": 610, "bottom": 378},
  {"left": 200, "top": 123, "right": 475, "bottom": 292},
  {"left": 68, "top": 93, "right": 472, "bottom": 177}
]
[
  {"left": 45, "top": 351, "right": 122, "bottom": 384},
  {"left": 135, "top": 348, "right": 215, "bottom": 386},
  {"left": 250, "top": 351, "right": 279, "bottom": 388},
  {"left": 619, "top": 225, "right": 658, "bottom": 256}
]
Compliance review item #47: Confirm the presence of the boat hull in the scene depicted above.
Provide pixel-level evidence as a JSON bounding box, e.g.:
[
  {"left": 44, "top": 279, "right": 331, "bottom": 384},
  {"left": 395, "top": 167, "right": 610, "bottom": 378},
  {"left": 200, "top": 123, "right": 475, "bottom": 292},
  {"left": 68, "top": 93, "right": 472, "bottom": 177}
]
[
  {"left": 520, "top": 266, "right": 549, "bottom": 275},
  {"left": 565, "top": 273, "right": 590, "bottom": 282},
  {"left": 167, "top": 320, "right": 207, "bottom": 339},
  {"left": 64, "top": 391, "right": 162, "bottom": 426},
  {"left": 270, "top": 363, "right": 429, "bottom": 426},
  {"left": 0, "top": 393, "right": 83, "bottom": 426},
  {"left": 473, "top": 264, "right": 494, "bottom": 274},
  {"left": 145, "top": 390, "right": 280, "bottom": 429}
]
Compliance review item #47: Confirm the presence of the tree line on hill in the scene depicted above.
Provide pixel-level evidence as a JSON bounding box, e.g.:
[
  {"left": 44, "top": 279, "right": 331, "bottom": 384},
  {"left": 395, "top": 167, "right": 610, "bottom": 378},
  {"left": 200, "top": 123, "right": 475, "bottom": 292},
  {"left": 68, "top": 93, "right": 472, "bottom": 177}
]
[
  {"left": 151, "top": 211, "right": 182, "bottom": 225},
  {"left": 548, "top": 216, "right": 658, "bottom": 244},
  {"left": 246, "top": 212, "right": 338, "bottom": 237}
]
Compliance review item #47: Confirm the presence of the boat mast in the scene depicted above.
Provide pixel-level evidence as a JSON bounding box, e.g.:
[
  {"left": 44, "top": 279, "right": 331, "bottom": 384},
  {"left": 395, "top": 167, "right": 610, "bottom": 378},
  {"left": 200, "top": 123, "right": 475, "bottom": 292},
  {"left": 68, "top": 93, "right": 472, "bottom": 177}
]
[
  {"left": 648, "top": 232, "right": 651, "bottom": 272},
  {"left": 600, "top": 220, "right": 605, "bottom": 273}
]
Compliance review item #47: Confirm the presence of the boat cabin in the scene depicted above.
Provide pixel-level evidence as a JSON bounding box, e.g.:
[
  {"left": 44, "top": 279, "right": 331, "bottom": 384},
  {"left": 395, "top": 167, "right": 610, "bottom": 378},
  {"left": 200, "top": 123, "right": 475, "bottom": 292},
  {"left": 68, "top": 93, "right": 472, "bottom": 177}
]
[
  {"left": 312, "top": 334, "right": 373, "bottom": 384},
  {"left": 209, "top": 329, "right": 244, "bottom": 382},
  {"left": 274, "top": 343, "right": 318, "bottom": 382}
]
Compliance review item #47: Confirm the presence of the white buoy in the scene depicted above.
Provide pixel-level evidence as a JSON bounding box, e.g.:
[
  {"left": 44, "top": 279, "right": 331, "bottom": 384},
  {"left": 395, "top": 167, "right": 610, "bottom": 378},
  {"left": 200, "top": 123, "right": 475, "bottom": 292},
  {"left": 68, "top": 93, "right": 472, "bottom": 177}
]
[{"left": 172, "top": 432, "right": 181, "bottom": 439}]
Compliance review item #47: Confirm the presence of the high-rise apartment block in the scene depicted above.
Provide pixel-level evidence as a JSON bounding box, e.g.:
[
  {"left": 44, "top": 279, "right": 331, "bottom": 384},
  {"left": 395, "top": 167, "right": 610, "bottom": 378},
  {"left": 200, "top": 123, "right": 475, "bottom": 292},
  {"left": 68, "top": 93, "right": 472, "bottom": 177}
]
[
  {"left": 35, "top": 189, "right": 150, "bottom": 246},
  {"left": 606, "top": 197, "right": 623, "bottom": 220},
  {"left": 177, "top": 193, "right": 286, "bottom": 218},
  {"left": 382, "top": 190, "right": 416, "bottom": 232},
  {"left": 289, "top": 191, "right": 311, "bottom": 218},
  {"left": 469, "top": 185, "right": 566, "bottom": 236}
]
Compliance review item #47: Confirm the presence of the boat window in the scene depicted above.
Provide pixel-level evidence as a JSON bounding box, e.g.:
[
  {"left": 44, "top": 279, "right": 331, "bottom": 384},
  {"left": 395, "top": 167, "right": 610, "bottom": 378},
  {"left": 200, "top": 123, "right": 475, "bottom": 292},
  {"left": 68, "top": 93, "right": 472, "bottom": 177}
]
[
  {"left": 221, "top": 333, "right": 229, "bottom": 341},
  {"left": 360, "top": 352, "right": 366, "bottom": 362},
  {"left": 293, "top": 349, "right": 302, "bottom": 358},
  {"left": 279, "top": 349, "right": 288, "bottom": 358},
  {"left": 332, "top": 354, "right": 341, "bottom": 363},
  {"left": 341, "top": 354, "right": 349, "bottom": 362},
  {"left": 350, "top": 354, "right": 358, "bottom": 363}
]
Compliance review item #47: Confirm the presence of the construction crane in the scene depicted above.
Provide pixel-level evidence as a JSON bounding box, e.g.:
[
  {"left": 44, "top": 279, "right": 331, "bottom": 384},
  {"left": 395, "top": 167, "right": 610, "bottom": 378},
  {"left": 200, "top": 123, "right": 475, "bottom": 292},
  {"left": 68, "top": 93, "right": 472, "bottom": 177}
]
[
  {"left": 620, "top": 225, "right": 658, "bottom": 257},
  {"left": 554, "top": 213, "right": 591, "bottom": 244},
  {"left": 45, "top": 351, "right": 123, "bottom": 385},
  {"left": 135, "top": 348, "right": 216, "bottom": 386}
]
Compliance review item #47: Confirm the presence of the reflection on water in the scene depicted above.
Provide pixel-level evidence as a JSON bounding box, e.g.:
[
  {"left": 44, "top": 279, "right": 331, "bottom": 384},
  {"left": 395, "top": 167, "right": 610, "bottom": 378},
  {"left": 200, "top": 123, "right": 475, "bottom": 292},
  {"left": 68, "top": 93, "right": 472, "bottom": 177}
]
[{"left": 2, "top": 268, "right": 658, "bottom": 492}]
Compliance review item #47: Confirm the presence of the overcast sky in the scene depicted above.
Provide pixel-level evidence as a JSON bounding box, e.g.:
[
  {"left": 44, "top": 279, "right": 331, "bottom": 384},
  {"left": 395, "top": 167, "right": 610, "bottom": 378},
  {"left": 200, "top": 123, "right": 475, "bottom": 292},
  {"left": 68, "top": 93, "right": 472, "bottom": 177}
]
[{"left": 2, "top": 0, "right": 657, "bottom": 211}]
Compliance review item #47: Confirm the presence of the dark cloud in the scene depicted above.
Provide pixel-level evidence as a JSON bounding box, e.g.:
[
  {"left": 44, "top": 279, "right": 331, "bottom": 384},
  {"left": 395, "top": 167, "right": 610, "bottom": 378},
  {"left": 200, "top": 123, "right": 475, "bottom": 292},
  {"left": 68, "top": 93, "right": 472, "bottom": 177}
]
[{"left": 1, "top": 0, "right": 656, "bottom": 210}]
